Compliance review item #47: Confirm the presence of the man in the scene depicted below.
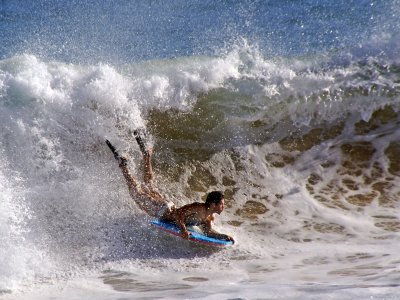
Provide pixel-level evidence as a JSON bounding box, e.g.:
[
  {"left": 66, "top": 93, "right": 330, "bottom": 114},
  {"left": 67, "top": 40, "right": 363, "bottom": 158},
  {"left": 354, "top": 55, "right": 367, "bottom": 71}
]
[{"left": 106, "top": 132, "right": 234, "bottom": 243}]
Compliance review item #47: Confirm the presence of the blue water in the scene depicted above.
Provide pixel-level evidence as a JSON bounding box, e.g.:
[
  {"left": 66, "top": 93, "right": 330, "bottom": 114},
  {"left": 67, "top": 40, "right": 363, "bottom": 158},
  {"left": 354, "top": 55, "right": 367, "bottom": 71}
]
[
  {"left": 1, "top": 1, "right": 400, "bottom": 299},
  {"left": 0, "top": 0, "right": 395, "bottom": 63}
]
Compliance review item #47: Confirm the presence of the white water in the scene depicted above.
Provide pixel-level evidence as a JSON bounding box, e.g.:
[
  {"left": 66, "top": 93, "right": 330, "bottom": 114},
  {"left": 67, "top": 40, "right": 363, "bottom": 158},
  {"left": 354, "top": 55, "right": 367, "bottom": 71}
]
[{"left": 1, "top": 43, "right": 400, "bottom": 299}]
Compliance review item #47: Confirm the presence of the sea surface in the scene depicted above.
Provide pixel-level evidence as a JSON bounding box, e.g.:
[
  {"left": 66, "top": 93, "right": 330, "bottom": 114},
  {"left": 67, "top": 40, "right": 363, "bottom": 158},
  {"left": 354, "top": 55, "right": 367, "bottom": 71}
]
[{"left": 1, "top": 0, "right": 400, "bottom": 299}]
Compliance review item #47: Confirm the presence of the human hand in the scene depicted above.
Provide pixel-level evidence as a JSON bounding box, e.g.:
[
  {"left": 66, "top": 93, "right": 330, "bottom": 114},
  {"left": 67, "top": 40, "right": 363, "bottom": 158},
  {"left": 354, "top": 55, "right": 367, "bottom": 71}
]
[
  {"left": 181, "top": 230, "right": 190, "bottom": 240},
  {"left": 225, "top": 235, "right": 235, "bottom": 244}
]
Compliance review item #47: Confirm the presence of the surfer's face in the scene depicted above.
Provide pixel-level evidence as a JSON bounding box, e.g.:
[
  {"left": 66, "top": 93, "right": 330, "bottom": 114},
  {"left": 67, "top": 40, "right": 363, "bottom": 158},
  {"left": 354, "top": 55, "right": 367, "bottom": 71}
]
[{"left": 214, "top": 198, "right": 225, "bottom": 215}]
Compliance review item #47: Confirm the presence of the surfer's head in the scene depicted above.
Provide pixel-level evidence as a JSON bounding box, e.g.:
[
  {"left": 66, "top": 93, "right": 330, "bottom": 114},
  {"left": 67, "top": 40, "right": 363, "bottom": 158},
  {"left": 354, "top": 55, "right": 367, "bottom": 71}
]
[{"left": 205, "top": 191, "right": 225, "bottom": 214}]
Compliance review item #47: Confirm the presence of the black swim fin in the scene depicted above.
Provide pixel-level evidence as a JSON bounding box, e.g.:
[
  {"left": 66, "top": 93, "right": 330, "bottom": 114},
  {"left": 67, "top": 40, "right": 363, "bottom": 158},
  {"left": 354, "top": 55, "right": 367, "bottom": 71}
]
[
  {"left": 106, "top": 139, "right": 127, "bottom": 166},
  {"left": 105, "top": 139, "right": 119, "bottom": 159},
  {"left": 133, "top": 128, "right": 148, "bottom": 154}
]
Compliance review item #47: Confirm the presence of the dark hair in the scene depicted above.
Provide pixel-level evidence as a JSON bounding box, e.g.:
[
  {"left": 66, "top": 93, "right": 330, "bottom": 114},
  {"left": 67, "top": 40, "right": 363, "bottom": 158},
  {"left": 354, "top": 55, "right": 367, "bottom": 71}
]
[{"left": 205, "top": 191, "right": 224, "bottom": 207}]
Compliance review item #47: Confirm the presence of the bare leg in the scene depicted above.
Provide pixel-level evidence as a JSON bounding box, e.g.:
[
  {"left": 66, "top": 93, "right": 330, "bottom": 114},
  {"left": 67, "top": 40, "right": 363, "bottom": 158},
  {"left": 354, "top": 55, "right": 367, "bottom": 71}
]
[
  {"left": 142, "top": 150, "right": 154, "bottom": 185},
  {"left": 106, "top": 138, "right": 174, "bottom": 218},
  {"left": 141, "top": 150, "right": 166, "bottom": 200},
  {"left": 118, "top": 158, "right": 165, "bottom": 216},
  {"left": 134, "top": 129, "right": 155, "bottom": 186},
  {"left": 119, "top": 159, "right": 141, "bottom": 193},
  {"left": 106, "top": 139, "right": 141, "bottom": 194}
]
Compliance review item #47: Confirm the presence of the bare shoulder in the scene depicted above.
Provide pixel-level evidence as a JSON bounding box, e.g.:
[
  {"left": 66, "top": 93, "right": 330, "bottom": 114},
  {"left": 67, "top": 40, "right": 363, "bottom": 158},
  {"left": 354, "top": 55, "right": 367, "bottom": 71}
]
[
  {"left": 178, "top": 202, "right": 205, "bottom": 212},
  {"left": 174, "top": 202, "right": 207, "bottom": 218}
]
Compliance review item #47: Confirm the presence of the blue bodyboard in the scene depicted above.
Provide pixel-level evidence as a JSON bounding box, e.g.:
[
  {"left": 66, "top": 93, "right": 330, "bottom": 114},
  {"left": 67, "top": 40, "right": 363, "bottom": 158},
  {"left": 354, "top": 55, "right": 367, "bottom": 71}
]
[{"left": 150, "top": 219, "right": 233, "bottom": 247}]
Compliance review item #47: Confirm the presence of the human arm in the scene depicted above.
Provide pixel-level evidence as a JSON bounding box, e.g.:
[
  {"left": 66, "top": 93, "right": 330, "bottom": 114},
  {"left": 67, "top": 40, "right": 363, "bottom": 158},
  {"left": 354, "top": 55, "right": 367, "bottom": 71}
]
[
  {"left": 174, "top": 208, "right": 190, "bottom": 239},
  {"left": 172, "top": 203, "right": 205, "bottom": 239},
  {"left": 176, "top": 220, "right": 190, "bottom": 239},
  {"left": 202, "top": 217, "right": 235, "bottom": 243}
]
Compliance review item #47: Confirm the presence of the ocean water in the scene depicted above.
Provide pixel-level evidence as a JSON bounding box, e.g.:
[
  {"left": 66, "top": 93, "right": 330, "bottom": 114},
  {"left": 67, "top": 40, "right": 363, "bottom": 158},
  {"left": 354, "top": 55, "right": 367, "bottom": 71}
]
[{"left": 1, "top": 0, "right": 400, "bottom": 299}]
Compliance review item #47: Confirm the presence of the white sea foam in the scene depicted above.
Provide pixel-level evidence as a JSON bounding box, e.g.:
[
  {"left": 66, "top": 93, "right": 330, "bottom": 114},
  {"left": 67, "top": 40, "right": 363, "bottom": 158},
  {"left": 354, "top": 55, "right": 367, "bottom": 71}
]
[
  {"left": 0, "top": 44, "right": 399, "bottom": 298},
  {"left": 0, "top": 157, "right": 51, "bottom": 294}
]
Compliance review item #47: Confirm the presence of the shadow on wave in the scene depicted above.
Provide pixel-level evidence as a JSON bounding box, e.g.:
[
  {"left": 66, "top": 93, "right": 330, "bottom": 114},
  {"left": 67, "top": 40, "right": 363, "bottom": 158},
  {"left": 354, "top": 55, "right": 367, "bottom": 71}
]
[{"left": 99, "top": 217, "right": 222, "bottom": 261}]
